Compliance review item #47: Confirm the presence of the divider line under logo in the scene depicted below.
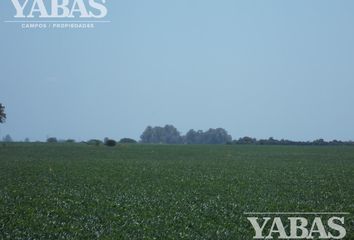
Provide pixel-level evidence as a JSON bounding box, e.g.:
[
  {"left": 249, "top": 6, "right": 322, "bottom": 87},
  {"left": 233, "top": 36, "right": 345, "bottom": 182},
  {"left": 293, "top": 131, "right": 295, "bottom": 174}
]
[{"left": 4, "top": 20, "right": 111, "bottom": 23}]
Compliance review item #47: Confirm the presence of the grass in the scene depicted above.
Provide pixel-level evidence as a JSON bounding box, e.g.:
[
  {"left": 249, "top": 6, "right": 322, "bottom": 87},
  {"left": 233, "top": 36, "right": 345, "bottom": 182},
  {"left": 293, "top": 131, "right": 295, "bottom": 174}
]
[{"left": 0, "top": 144, "right": 353, "bottom": 239}]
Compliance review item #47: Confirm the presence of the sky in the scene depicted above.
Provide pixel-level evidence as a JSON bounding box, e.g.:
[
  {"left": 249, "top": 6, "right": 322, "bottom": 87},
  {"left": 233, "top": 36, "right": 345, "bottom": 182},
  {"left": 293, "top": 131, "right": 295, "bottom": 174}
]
[{"left": 1, "top": 0, "right": 354, "bottom": 142}]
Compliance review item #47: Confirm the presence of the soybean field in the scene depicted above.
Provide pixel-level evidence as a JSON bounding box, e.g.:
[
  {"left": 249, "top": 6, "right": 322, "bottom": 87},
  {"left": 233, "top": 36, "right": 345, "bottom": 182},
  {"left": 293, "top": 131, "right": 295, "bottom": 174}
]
[{"left": 0, "top": 144, "right": 353, "bottom": 239}]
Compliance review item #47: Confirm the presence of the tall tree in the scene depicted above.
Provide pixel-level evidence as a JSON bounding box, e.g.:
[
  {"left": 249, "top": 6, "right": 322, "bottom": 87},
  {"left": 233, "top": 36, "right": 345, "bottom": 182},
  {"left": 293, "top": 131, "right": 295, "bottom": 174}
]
[
  {"left": 0, "top": 103, "right": 6, "bottom": 123},
  {"left": 140, "top": 125, "right": 182, "bottom": 144},
  {"left": 185, "top": 128, "right": 232, "bottom": 144}
]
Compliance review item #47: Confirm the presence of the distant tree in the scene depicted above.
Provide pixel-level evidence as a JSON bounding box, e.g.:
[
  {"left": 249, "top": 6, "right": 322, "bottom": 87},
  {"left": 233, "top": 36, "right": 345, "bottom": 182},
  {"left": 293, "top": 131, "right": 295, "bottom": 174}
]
[
  {"left": 0, "top": 104, "right": 6, "bottom": 142},
  {"left": 104, "top": 138, "right": 117, "bottom": 147},
  {"left": 266, "top": 137, "right": 279, "bottom": 145},
  {"left": 0, "top": 104, "right": 6, "bottom": 123},
  {"left": 66, "top": 139, "right": 75, "bottom": 143},
  {"left": 25, "top": 138, "right": 30, "bottom": 142},
  {"left": 203, "top": 128, "right": 232, "bottom": 144},
  {"left": 140, "top": 126, "right": 154, "bottom": 143},
  {"left": 278, "top": 139, "right": 294, "bottom": 145},
  {"left": 47, "top": 137, "right": 58, "bottom": 143},
  {"left": 329, "top": 140, "right": 342, "bottom": 145},
  {"left": 140, "top": 125, "right": 182, "bottom": 144},
  {"left": 185, "top": 129, "right": 199, "bottom": 144},
  {"left": 257, "top": 138, "right": 281, "bottom": 145},
  {"left": 87, "top": 139, "right": 102, "bottom": 146},
  {"left": 312, "top": 139, "right": 327, "bottom": 146},
  {"left": 234, "top": 136, "right": 257, "bottom": 144},
  {"left": 119, "top": 138, "right": 137, "bottom": 144},
  {"left": 3, "top": 134, "right": 12, "bottom": 142},
  {"left": 163, "top": 125, "right": 182, "bottom": 144},
  {"left": 184, "top": 128, "right": 232, "bottom": 144}
]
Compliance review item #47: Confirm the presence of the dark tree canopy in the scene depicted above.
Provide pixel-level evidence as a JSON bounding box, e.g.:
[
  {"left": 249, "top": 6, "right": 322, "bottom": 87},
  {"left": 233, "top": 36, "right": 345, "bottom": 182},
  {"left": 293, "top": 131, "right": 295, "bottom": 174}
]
[{"left": 0, "top": 103, "right": 6, "bottom": 123}]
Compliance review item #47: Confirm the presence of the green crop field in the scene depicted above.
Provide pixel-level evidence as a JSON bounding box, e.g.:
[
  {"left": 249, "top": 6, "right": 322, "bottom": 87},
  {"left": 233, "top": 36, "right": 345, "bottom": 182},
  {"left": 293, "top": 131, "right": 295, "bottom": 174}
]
[{"left": 0, "top": 144, "right": 353, "bottom": 239}]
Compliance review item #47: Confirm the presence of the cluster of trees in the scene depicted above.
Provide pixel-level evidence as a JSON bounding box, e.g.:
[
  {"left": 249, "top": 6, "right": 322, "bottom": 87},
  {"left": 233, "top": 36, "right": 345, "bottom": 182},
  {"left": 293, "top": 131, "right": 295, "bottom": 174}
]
[
  {"left": 184, "top": 128, "right": 232, "bottom": 144},
  {"left": 43, "top": 137, "right": 137, "bottom": 145},
  {"left": 140, "top": 125, "right": 182, "bottom": 144},
  {"left": 140, "top": 125, "right": 232, "bottom": 144},
  {"left": 85, "top": 138, "right": 137, "bottom": 146}
]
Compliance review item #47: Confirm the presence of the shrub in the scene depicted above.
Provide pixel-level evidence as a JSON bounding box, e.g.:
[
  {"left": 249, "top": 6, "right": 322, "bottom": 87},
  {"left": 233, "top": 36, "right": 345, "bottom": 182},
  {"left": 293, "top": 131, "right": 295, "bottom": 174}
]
[
  {"left": 87, "top": 139, "right": 102, "bottom": 146},
  {"left": 104, "top": 139, "right": 117, "bottom": 147},
  {"left": 119, "top": 138, "right": 137, "bottom": 144},
  {"left": 47, "top": 137, "right": 58, "bottom": 143}
]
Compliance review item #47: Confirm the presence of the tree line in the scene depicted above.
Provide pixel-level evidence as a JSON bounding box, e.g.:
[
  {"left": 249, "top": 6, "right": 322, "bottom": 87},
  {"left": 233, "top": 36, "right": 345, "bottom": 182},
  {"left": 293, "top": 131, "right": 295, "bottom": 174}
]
[
  {"left": 140, "top": 125, "right": 354, "bottom": 146},
  {"left": 232, "top": 136, "right": 354, "bottom": 146},
  {"left": 1, "top": 103, "right": 353, "bottom": 146}
]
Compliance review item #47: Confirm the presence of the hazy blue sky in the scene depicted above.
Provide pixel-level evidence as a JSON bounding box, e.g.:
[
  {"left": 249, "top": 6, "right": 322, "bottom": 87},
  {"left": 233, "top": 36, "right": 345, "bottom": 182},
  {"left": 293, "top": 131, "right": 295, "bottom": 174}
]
[{"left": 1, "top": 0, "right": 354, "bottom": 141}]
